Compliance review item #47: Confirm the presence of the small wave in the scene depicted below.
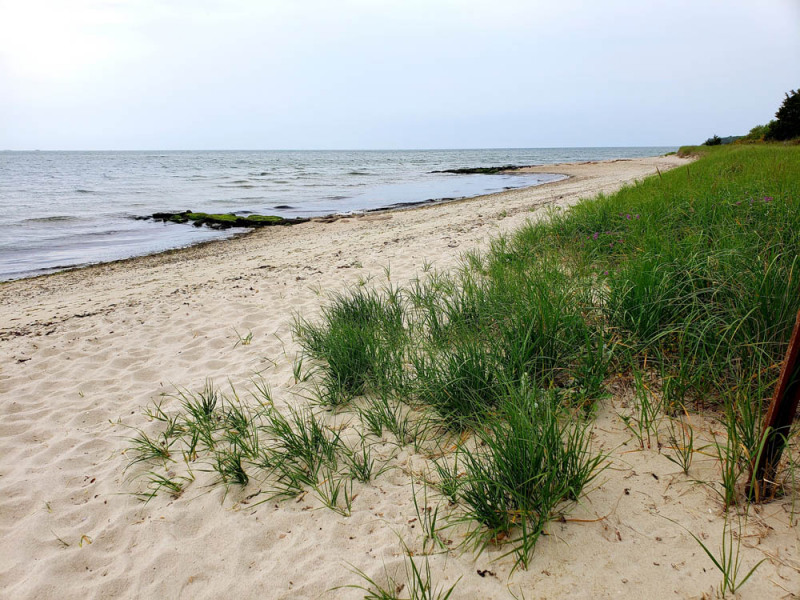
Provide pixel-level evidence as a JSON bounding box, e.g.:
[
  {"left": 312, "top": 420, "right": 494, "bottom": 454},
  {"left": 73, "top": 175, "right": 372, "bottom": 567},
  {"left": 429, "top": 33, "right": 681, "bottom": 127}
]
[
  {"left": 273, "top": 204, "right": 294, "bottom": 209},
  {"left": 75, "top": 188, "right": 97, "bottom": 194},
  {"left": 348, "top": 170, "right": 372, "bottom": 176},
  {"left": 326, "top": 196, "right": 348, "bottom": 201}
]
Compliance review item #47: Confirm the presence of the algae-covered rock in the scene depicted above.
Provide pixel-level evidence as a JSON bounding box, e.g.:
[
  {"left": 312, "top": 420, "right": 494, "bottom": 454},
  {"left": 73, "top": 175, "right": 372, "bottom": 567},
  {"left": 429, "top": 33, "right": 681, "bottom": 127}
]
[
  {"left": 242, "top": 215, "right": 285, "bottom": 225},
  {"left": 430, "top": 165, "right": 529, "bottom": 174},
  {"left": 149, "top": 211, "right": 307, "bottom": 229}
]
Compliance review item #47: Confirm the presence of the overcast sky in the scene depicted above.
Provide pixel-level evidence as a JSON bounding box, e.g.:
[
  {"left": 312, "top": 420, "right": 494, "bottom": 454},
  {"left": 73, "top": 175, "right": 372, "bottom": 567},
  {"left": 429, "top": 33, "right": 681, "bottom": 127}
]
[{"left": 0, "top": 0, "right": 798, "bottom": 150}]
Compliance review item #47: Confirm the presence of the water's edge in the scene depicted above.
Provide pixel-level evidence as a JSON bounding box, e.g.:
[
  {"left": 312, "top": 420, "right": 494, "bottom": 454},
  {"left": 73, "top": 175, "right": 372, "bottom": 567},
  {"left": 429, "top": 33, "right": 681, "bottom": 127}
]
[
  {"left": 1, "top": 170, "right": 571, "bottom": 283},
  {"left": 0, "top": 147, "right": 676, "bottom": 281}
]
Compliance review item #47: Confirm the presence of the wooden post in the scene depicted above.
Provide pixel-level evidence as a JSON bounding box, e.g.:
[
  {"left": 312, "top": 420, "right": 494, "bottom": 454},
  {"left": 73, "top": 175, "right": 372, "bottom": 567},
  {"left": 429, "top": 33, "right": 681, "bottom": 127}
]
[{"left": 748, "top": 308, "right": 800, "bottom": 502}]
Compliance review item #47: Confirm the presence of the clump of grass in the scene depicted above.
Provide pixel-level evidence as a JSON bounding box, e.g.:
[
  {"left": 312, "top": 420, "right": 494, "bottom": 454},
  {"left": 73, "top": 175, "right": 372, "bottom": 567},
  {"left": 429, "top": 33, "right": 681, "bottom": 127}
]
[
  {"left": 315, "top": 464, "right": 354, "bottom": 516},
  {"left": 262, "top": 404, "right": 343, "bottom": 496},
  {"left": 126, "top": 382, "right": 396, "bottom": 508},
  {"left": 214, "top": 448, "right": 250, "bottom": 486},
  {"left": 711, "top": 415, "right": 745, "bottom": 509},
  {"left": 343, "top": 435, "right": 390, "bottom": 483},
  {"left": 356, "top": 392, "right": 439, "bottom": 451},
  {"left": 432, "top": 454, "right": 461, "bottom": 505},
  {"left": 621, "top": 368, "right": 664, "bottom": 449},
  {"left": 411, "top": 337, "right": 502, "bottom": 431},
  {"left": 407, "top": 269, "right": 489, "bottom": 348},
  {"left": 664, "top": 407, "right": 695, "bottom": 475},
  {"left": 486, "top": 258, "right": 592, "bottom": 386},
  {"left": 141, "top": 471, "right": 192, "bottom": 502},
  {"left": 358, "top": 394, "right": 410, "bottom": 442},
  {"left": 570, "top": 328, "right": 615, "bottom": 410},
  {"left": 125, "top": 428, "right": 175, "bottom": 470},
  {"left": 412, "top": 481, "right": 448, "bottom": 554},
  {"left": 451, "top": 385, "right": 603, "bottom": 571},
  {"left": 294, "top": 286, "right": 408, "bottom": 405}
]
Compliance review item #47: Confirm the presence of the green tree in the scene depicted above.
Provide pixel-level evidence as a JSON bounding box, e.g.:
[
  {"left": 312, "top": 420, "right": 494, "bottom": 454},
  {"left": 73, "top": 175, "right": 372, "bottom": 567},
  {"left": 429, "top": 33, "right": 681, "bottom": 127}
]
[
  {"left": 740, "top": 123, "right": 770, "bottom": 143},
  {"left": 765, "top": 89, "right": 800, "bottom": 141}
]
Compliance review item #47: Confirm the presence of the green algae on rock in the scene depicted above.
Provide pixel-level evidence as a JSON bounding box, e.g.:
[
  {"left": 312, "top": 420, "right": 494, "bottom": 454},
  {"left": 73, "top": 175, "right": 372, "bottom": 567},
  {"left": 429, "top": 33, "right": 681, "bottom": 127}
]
[
  {"left": 149, "top": 211, "right": 308, "bottom": 229},
  {"left": 430, "top": 165, "right": 529, "bottom": 175}
]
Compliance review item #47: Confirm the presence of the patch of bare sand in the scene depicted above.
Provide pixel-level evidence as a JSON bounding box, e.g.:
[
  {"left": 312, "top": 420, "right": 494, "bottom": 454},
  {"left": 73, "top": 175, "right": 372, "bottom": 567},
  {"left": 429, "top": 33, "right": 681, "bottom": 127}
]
[{"left": 2, "top": 155, "right": 798, "bottom": 599}]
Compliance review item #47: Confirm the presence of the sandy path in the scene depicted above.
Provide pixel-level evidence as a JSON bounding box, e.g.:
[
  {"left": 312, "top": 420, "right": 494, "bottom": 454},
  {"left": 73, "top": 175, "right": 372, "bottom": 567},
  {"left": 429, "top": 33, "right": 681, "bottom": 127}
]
[{"left": 2, "top": 155, "right": 798, "bottom": 599}]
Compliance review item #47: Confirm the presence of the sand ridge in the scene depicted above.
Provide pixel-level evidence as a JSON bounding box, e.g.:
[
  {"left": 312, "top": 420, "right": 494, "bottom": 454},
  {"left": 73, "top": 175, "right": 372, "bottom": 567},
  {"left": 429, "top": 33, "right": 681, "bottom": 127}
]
[{"left": 2, "top": 155, "right": 798, "bottom": 599}]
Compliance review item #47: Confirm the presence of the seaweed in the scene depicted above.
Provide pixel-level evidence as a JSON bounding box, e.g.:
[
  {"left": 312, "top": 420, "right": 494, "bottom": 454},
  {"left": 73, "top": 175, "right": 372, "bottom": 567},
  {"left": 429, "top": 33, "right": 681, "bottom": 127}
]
[{"left": 148, "top": 211, "right": 308, "bottom": 229}]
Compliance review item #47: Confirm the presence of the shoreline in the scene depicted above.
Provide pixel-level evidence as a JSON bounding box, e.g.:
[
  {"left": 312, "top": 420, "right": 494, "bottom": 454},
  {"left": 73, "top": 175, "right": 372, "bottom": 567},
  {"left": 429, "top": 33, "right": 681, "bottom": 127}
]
[
  {"left": 1, "top": 169, "right": 567, "bottom": 285},
  {"left": 12, "top": 154, "right": 797, "bottom": 600},
  {"left": 0, "top": 155, "right": 654, "bottom": 288}
]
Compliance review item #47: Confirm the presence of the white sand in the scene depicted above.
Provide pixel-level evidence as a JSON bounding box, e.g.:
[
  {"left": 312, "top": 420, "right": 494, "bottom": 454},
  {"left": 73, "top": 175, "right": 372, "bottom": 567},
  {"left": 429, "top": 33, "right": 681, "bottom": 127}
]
[{"left": 2, "top": 155, "right": 798, "bottom": 599}]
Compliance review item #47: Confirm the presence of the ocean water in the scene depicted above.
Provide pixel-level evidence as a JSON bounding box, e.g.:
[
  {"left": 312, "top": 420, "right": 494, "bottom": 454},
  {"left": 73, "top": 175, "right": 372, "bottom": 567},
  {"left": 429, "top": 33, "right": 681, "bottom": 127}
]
[{"left": 0, "top": 147, "right": 674, "bottom": 281}]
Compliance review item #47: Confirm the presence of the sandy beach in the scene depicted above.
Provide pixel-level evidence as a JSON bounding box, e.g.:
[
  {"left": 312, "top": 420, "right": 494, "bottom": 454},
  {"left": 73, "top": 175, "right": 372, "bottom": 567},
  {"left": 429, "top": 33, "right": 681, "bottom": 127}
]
[{"left": 2, "top": 155, "right": 798, "bottom": 599}]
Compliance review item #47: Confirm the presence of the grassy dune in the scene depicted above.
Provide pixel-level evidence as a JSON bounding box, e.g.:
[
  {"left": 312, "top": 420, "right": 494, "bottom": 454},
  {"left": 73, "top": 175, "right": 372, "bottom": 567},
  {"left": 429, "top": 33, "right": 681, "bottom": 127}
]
[
  {"left": 295, "top": 144, "right": 800, "bottom": 543},
  {"left": 128, "top": 145, "right": 800, "bottom": 593}
]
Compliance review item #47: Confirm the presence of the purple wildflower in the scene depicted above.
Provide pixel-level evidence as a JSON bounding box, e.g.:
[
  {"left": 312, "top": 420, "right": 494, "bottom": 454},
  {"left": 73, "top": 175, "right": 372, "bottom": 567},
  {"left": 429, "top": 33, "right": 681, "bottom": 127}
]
[
  {"left": 625, "top": 214, "right": 632, "bottom": 220},
  {"left": 634, "top": 214, "right": 641, "bottom": 219},
  {"left": 763, "top": 196, "right": 773, "bottom": 203},
  {"left": 592, "top": 232, "right": 599, "bottom": 240}
]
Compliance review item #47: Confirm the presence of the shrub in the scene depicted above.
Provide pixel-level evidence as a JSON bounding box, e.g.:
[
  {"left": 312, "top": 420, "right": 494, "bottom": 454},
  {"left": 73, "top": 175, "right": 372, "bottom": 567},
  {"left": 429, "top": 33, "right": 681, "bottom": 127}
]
[
  {"left": 765, "top": 89, "right": 800, "bottom": 141},
  {"left": 739, "top": 123, "right": 771, "bottom": 143}
]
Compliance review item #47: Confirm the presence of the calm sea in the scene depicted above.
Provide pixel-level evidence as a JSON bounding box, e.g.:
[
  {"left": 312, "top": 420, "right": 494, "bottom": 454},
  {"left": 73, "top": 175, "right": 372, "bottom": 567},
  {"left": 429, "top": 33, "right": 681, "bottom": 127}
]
[{"left": 0, "top": 148, "right": 674, "bottom": 281}]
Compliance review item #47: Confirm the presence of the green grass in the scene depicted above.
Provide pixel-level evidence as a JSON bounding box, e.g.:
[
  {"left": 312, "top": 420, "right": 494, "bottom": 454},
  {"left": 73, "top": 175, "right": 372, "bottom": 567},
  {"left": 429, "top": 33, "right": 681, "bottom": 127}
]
[
  {"left": 446, "top": 385, "right": 603, "bottom": 571},
  {"left": 287, "top": 144, "right": 800, "bottom": 563},
  {"left": 128, "top": 145, "right": 800, "bottom": 586},
  {"left": 341, "top": 549, "right": 459, "bottom": 600},
  {"left": 294, "top": 285, "right": 408, "bottom": 405},
  {"left": 126, "top": 382, "right": 380, "bottom": 508},
  {"left": 669, "top": 511, "right": 765, "bottom": 596}
]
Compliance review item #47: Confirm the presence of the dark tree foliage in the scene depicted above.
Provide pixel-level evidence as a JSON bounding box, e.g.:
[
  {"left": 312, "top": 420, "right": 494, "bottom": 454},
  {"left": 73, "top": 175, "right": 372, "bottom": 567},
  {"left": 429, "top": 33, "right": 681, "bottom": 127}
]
[
  {"left": 703, "top": 134, "right": 722, "bottom": 146},
  {"left": 766, "top": 89, "right": 800, "bottom": 141}
]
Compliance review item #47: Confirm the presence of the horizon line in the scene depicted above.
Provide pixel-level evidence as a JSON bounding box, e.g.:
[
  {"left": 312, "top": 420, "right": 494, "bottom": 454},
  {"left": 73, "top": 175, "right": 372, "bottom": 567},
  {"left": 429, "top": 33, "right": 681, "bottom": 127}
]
[{"left": 1, "top": 144, "right": 682, "bottom": 153}]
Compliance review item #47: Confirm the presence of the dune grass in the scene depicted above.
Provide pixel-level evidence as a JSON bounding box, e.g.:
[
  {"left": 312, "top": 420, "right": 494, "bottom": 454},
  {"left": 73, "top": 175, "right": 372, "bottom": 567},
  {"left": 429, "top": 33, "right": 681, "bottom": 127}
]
[
  {"left": 128, "top": 145, "right": 800, "bottom": 586},
  {"left": 290, "top": 144, "right": 800, "bottom": 561}
]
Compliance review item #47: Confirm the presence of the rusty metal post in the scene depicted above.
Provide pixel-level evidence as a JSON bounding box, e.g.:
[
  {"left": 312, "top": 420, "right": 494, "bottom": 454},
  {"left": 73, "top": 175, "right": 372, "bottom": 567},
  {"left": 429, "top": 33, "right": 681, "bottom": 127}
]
[{"left": 748, "top": 308, "right": 800, "bottom": 502}]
